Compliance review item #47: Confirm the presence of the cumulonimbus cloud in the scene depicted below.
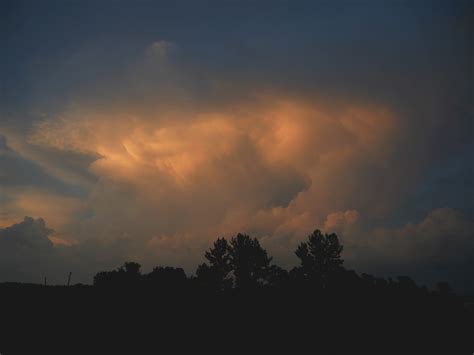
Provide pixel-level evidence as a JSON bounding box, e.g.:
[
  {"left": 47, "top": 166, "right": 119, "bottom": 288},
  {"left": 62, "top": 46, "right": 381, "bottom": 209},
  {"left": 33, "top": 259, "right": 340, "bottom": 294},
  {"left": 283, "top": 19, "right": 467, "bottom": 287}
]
[{"left": 0, "top": 37, "right": 472, "bottom": 289}]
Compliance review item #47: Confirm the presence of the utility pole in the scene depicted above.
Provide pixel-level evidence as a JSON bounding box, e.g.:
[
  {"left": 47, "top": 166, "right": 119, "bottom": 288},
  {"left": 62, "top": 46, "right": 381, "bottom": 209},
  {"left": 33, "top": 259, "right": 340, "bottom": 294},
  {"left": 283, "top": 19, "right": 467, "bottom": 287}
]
[
  {"left": 44, "top": 277, "right": 47, "bottom": 286},
  {"left": 67, "top": 272, "right": 72, "bottom": 286}
]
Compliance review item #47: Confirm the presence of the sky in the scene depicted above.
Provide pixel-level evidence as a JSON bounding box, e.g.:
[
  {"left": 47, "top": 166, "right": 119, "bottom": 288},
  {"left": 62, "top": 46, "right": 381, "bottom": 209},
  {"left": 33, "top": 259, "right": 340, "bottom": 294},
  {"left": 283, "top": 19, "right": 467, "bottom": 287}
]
[{"left": 1, "top": 0, "right": 473, "bottom": 292}]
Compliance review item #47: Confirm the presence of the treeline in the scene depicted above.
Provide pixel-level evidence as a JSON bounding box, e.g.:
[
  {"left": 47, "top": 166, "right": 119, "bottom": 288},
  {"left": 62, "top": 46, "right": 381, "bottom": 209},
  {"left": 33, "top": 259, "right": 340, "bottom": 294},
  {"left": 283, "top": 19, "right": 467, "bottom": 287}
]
[
  {"left": 1, "top": 230, "right": 472, "bottom": 353},
  {"left": 93, "top": 229, "right": 452, "bottom": 297}
]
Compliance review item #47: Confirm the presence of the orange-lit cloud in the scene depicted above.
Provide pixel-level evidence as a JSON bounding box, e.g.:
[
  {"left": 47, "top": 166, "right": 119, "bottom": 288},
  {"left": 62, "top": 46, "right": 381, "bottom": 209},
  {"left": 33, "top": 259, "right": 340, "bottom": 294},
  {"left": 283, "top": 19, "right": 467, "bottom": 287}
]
[
  {"left": 0, "top": 32, "right": 471, "bottom": 289},
  {"left": 0, "top": 187, "right": 84, "bottom": 240},
  {"left": 28, "top": 97, "right": 396, "bottom": 188},
  {"left": 19, "top": 92, "right": 403, "bottom": 270}
]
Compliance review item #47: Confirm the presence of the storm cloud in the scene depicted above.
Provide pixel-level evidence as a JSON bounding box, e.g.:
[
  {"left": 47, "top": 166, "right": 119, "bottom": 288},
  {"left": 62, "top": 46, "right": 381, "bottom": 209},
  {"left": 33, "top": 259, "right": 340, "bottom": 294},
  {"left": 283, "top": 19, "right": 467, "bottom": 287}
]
[{"left": 1, "top": 0, "right": 472, "bottom": 291}]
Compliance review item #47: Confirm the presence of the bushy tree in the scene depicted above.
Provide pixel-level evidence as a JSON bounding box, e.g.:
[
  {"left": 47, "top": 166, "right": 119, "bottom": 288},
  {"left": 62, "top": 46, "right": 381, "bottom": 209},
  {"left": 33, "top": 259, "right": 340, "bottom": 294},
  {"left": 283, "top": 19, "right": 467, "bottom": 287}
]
[
  {"left": 121, "top": 262, "right": 141, "bottom": 275},
  {"left": 196, "top": 238, "right": 232, "bottom": 291},
  {"left": 94, "top": 261, "right": 142, "bottom": 287},
  {"left": 295, "top": 229, "right": 343, "bottom": 288},
  {"left": 145, "top": 266, "right": 187, "bottom": 290},
  {"left": 228, "top": 233, "right": 272, "bottom": 289},
  {"left": 196, "top": 234, "right": 276, "bottom": 290},
  {"left": 266, "top": 264, "right": 289, "bottom": 288}
]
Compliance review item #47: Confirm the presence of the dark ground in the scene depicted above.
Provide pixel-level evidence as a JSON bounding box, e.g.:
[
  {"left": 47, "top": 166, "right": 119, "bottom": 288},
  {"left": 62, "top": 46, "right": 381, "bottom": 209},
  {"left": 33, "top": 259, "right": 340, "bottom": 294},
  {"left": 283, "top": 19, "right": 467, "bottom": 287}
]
[{"left": 0, "top": 282, "right": 472, "bottom": 354}]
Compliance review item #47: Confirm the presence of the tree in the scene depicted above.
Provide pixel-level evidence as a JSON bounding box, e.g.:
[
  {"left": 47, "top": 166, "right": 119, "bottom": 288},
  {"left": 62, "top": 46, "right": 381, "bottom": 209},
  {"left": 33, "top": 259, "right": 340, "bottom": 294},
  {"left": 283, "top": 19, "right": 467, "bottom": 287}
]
[
  {"left": 93, "top": 270, "right": 116, "bottom": 286},
  {"left": 196, "top": 238, "right": 232, "bottom": 292},
  {"left": 266, "top": 264, "right": 289, "bottom": 288},
  {"left": 93, "top": 261, "right": 142, "bottom": 287},
  {"left": 295, "top": 229, "right": 343, "bottom": 288},
  {"left": 228, "top": 233, "right": 272, "bottom": 289},
  {"left": 121, "top": 262, "right": 141, "bottom": 275},
  {"left": 145, "top": 266, "right": 187, "bottom": 291},
  {"left": 119, "top": 261, "right": 142, "bottom": 285},
  {"left": 436, "top": 282, "right": 452, "bottom": 296}
]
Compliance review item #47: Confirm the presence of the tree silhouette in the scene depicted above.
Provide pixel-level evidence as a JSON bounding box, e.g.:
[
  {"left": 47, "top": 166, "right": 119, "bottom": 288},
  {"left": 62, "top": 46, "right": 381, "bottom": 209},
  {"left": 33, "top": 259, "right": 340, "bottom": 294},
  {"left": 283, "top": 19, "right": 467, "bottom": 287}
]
[
  {"left": 119, "top": 261, "right": 142, "bottom": 285},
  {"left": 121, "top": 262, "right": 141, "bottom": 275},
  {"left": 93, "top": 270, "right": 114, "bottom": 286},
  {"left": 436, "top": 281, "right": 452, "bottom": 296},
  {"left": 266, "top": 264, "right": 289, "bottom": 288},
  {"left": 295, "top": 229, "right": 343, "bottom": 289},
  {"left": 145, "top": 266, "right": 187, "bottom": 290},
  {"left": 228, "top": 233, "right": 272, "bottom": 289},
  {"left": 93, "top": 261, "right": 142, "bottom": 286},
  {"left": 9, "top": 229, "right": 472, "bottom": 354},
  {"left": 196, "top": 238, "right": 232, "bottom": 292}
]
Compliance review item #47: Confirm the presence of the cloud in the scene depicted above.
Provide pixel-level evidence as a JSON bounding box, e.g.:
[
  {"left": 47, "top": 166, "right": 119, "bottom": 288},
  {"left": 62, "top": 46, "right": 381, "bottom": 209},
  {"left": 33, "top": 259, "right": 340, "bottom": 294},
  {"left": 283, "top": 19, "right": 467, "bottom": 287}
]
[
  {"left": 23, "top": 96, "right": 398, "bottom": 244},
  {"left": 365, "top": 208, "right": 474, "bottom": 266},
  {"left": 7, "top": 189, "right": 84, "bottom": 230},
  {"left": 0, "top": 216, "right": 163, "bottom": 284},
  {"left": 0, "top": 134, "right": 81, "bottom": 194},
  {"left": 0, "top": 134, "right": 87, "bottom": 232},
  {"left": 0, "top": 216, "right": 53, "bottom": 249},
  {"left": 329, "top": 208, "right": 474, "bottom": 292},
  {"left": 324, "top": 210, "right": 360, "bottom": 232},
  {"left": 0, "top": 217, "right": 55, "bottom": 282},
  {"left": 4, "top": 57, "right": 469, "bottom": 287},
  {"left": 1, "top": 207, "right": 471, "bottom": 292},
  {"left": 1, "top": 14, "right": 472, "bottom": 293},
  {"left": 146, "top": 40, "right": 176, "bottom": 59}
]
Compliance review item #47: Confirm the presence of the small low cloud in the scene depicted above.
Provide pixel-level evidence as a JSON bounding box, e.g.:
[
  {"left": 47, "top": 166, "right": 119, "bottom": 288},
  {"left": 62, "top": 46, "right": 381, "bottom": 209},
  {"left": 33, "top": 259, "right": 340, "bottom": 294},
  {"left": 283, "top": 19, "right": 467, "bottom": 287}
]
[
  {"left": 366, "top": 208, "right": 474, "bottom": 265},
  {"left": 324, "top": 210, "right": 360, "bottom": 232},
  {"left": 332, "top": 208, "right": 474, "bottom": 292},
  {"left": 0, "top": 216, "right": 53, "bottom": 250},
  {"left": 146, "top": 40, "right": 176, "bottom": 59},
  {"left": 0, "top": 217, "right": 55, "bottom": 282}
]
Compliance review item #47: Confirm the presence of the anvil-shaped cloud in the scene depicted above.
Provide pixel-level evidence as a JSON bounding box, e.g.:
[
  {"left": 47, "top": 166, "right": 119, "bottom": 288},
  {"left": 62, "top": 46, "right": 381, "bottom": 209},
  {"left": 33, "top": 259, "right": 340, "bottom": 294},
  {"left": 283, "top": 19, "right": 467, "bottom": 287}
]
[{"left": 1, "top": 1, "right": 472, "bottom": 290}]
